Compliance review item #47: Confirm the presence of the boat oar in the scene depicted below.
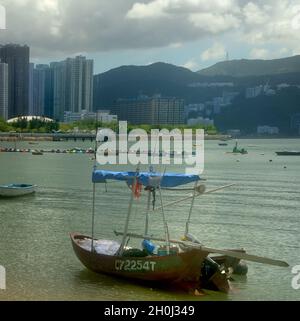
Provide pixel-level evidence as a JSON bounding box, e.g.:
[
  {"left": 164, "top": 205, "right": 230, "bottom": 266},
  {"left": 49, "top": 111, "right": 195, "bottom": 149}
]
[
  {"left": 114, "top": 231, "right": 289, "bottom": 267},
  {"left": 191, "top": 245, "right": 289, "bottom": 267}
]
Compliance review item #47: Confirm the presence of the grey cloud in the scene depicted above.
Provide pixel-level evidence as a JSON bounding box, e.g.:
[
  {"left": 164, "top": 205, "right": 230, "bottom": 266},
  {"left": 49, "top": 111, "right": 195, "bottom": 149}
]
[{"left": 0, "top": 0, "right": 299, "bottom": 59}]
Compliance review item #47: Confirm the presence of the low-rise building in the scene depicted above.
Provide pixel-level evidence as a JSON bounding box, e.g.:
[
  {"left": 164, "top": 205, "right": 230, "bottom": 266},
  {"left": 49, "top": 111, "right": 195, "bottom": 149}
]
[
  {"left": 227, "top": 129, "right": 241, "bottom": 137},
  {"left": 187, "top": 117, "right": 214, "bottom": 126},
  {"left": 97, "top": 110, "right": 118, "bottom": 123},
  {"left": 64, "top": 110, "right": 96, "bottom": 123},
  {"left": 257, "top": 125, "right": 279, "bottom": 135},
  {"left": 64, "top": 109, "right": 118, "bottom": 123}
]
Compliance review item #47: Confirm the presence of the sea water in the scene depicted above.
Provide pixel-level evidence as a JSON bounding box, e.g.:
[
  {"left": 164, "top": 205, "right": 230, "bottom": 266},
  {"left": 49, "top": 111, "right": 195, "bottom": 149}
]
[{"left": 0, "top": 139, "right": 299, "bottom": 301}]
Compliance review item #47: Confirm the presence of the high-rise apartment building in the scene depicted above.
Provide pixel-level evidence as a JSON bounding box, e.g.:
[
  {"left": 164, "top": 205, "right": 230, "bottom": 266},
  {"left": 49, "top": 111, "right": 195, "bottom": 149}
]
[
  {"left": 0, "top": 44, "right": 30, "bottom": 118},
  {"left": 0, "top": 61, "right": 8, "bottom": 120},
  {"left": 32, "top": 65, "right": 46, "bottom": 116},
  {"left": 82, "top": 58, "right": 93, "bottom": 112},
  {"left": 43, "top": 65, "right": 54, "bottom": 119},
  {"left": 28, "top": 62, "right": 34, "bottom": 115},
  {"left": 51, "top": 61, "right": 66, "bottom": 121},
  {"left": 51, "top": 56, "right": 93, "bottom": 121},
  {"left": 29, "top": 63, "right": 54, "bottom": 118}
]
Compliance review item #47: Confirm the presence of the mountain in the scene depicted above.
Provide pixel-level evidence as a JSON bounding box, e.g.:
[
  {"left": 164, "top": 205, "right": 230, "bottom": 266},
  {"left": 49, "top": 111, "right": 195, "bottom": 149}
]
[
  {"left": 214, "top": 86, "right": 300, "bottom": 134},
  {"left": 94, "top": 58, "right": 300, "bottom": 107},
  {"left": 98, "top": 62, "right": 201, "bottom": 85},
  {"left": 93, "top": 58, "right": 300, "bottom": 135},
  {"left": 93, "top": 62, "right": 232, "bottom": 107},
  {"left": 198, "top": 55, "right": 300, "bottom": 77}
]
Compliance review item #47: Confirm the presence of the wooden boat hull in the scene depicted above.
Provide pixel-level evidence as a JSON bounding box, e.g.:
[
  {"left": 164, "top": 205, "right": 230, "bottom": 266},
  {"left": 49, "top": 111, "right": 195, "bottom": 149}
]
[
  {"left": 70, "top": 233, "right": 208, "bottom": 289},
  {"left": 0, "top": 184, "right": 36, "bottom": 197}
]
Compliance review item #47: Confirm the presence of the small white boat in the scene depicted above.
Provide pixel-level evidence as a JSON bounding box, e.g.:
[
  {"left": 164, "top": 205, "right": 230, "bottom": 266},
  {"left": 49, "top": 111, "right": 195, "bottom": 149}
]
[
  {"left": 32, "top": 150, "right": 43, "bottom": 155},
  {"left": 0, "top": 184, "right": 36, "bottom": 197}
]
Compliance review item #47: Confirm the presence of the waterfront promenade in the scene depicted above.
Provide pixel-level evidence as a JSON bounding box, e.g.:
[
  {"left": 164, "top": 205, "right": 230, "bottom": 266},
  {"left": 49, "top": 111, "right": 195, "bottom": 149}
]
[{"left": 0, "top": 132, "right": 231, "bottom": 142}]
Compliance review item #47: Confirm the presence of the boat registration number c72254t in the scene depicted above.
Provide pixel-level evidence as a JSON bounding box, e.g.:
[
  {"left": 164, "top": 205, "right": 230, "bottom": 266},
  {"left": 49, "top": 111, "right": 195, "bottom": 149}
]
[{"left": 115, "top": 259, "right": 157, "bottom": 272}]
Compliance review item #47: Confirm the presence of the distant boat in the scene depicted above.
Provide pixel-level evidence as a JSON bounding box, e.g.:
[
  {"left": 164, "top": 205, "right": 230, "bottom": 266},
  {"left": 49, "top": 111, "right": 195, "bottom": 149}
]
[
  {"left": 232, "top": 141, "right": 248, "bottom": 154},
  {"left": 32, "top": 150, "right": 43, "bottom": 155},
  {"left": 218, "top": 143, "right": 228, "bottom": 146},
  {"left": 276, "top": 151, "right": 300, "bottom": 156},
  {"left": 0, "top": 184, "right": 36, "bottom": 197}
]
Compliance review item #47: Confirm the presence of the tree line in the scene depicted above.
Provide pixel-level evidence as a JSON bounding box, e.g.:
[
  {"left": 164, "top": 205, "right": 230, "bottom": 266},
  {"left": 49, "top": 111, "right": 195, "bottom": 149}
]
[
  {"left": 0, "top": 117, "right": 59, "bottom": 133},
  {"left": 1, "top": 117, "right": 217, "bottom": 134}
]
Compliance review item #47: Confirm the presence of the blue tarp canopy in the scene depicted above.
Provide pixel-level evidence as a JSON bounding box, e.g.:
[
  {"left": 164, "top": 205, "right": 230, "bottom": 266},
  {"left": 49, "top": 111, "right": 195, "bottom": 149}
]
[{"left": 92, "top": 170, "right": 200, "bottom": 188}]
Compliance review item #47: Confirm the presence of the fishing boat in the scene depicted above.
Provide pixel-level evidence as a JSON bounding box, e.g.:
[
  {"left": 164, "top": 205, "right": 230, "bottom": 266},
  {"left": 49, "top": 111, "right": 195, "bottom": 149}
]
[
  {"left": 276, "top": 151, "right": 300, "bottom": 156},
  {"left": 70, "top": 168, "right": 289, "bottom": 294},
  {"left": 71, "top": 170, "right": 210, "bottom": 293},
  {"left": 0, "top": 183, "right": 36, "bottom": 197},
  {"left": 71, "top": 233, "right": 208, "bottom": 291},
  {"left": 230, "top": 141, "right": 247, "bottom": 154}
]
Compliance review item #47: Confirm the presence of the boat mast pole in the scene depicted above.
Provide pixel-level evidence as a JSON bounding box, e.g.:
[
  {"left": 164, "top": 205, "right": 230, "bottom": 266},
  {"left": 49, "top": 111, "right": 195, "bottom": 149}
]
[
  {"left": 145, "top": 190, "right": 151, "bottom": 235},
  {"left": 91, "top": 176, "right": 96, "bottom": 252},
  {"left": 158, "top": 186, "right": 170, "bottom": 254},
  {"left": 184, "top": 180, "right": 198, "bottom": 237},
  {"left": 91, "top": 114, "right": 99, "bottom": 252},
  {"left": 158, "top": 167, "right": 170, "bottom": 254},
  {"left": 118, "top": 168, "right": 139, "bottom": 256}
]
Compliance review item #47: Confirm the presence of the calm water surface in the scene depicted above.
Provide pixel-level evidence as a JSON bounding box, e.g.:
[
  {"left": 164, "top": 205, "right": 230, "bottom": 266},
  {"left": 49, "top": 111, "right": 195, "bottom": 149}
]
[{"left": 0, "top": 139, "right": 299, "bottom": 301}]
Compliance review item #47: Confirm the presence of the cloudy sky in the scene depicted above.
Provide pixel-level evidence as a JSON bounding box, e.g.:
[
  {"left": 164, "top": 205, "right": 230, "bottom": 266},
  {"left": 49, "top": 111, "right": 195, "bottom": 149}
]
[{"left": 0, "top": 0, "right": 300, "bottom": 74}]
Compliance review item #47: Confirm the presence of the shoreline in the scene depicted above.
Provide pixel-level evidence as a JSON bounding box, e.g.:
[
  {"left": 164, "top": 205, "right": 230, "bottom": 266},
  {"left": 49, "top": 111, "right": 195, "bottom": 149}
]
[{"left": 0, "top": 133, "right": 299, "bottom": 142}]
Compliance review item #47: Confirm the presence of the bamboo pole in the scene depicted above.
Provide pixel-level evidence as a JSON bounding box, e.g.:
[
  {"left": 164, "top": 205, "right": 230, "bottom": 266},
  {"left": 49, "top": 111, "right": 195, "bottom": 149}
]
[
  {"left": 152, "top": 183, "right": 236, "bottom": 213},
  {"left": 185, "top": 180, "right": 198, "bottom": 236},
  {"left": 114, "top": 231, "right": 289, "bottom": 267},
  {"left": 158, "top": 187, "right": 170, "bottom": 254},
  {"left": 91, "top": 180, "right": 96, "bottom": 252},
  {"left": 145, "top": 190, "right": 151, "bottom": 235},
  {"left": 91, "top": 115, "right": 99, "bottom": 252}
]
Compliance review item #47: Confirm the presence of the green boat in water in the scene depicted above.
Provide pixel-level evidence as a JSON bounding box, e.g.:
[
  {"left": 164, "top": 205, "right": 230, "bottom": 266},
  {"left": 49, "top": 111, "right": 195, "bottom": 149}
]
[{"left": 232, "top": 141, "right": 248, "bottom": 154}]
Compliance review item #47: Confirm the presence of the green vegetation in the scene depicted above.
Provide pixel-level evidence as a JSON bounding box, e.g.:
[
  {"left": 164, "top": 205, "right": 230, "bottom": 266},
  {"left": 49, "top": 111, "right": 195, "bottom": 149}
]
[
  {"left": 59, "top": 119, "right": 105, "bottom": 132},
  {"left": 59, "top": 119, "right": 217, "bottom": 134},
  {"left": 0, "top": 118, "right": 12, "bottom": 132},
  {"left": 215, "top": 87, "right": 300, "bottom": 135},
  {"left": 0, "top": 117, "right": 217, "bottom": 134},
  {"left": 0, "top": 117, "right": 59, "bottom": 133}
]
